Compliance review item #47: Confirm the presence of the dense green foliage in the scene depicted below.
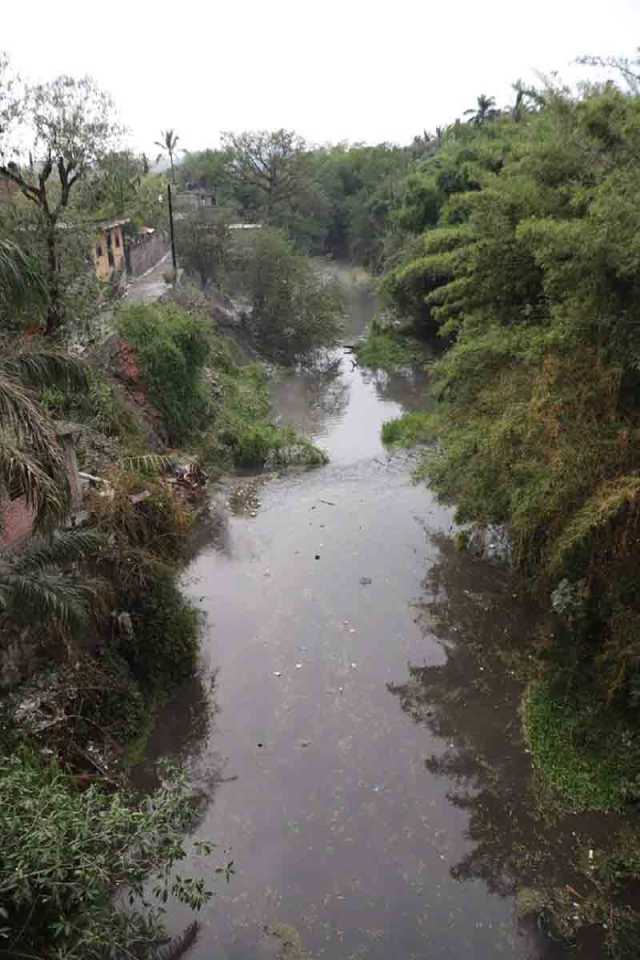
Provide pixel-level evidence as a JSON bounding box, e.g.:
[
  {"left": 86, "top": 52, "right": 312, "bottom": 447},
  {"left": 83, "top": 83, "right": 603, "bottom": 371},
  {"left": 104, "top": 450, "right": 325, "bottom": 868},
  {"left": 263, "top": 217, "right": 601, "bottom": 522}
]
[
  {"left": 522, "top": 678, "right": 640, "bottom": 810},
  {"left": 180, "top": 139, "right": 410, "bottom": 267},
  {"left": 355, "top": 319, "right": 426, "bottom": 372},
  {"left": 175, "top": 207, "right": 232, "bottom": 290},
  {"left": 208, "top": 360, "right": 327, "bottom": 467},
  {"left": 232, "top": 228, "right": 344, "bottom": 364},
  {"left": 0, "top": 753, "right": 212, "bottom": 958},
  {"left": 116, "top": 298, "right": 327, "bottom": 467},
  {"left": 379, "top": 84, "right": 640, "bottom": 740},
  {"left": 117, "top": 303, "right": 212, "bottom": 443}
]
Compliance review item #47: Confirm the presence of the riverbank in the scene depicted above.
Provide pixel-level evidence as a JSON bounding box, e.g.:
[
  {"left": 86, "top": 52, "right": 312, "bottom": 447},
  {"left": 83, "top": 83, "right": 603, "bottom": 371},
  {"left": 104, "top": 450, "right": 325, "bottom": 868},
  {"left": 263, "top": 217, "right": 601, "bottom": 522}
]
[{"left": 0, "top": 266, "right": 341, "bottom": 956}]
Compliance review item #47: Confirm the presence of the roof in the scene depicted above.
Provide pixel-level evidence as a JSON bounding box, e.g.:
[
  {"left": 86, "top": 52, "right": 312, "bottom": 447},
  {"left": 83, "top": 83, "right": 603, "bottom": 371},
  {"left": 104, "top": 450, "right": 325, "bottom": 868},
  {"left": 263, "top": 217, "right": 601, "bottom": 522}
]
[{"left": 96, "top": 218, "right": 130, "bottom": 230}]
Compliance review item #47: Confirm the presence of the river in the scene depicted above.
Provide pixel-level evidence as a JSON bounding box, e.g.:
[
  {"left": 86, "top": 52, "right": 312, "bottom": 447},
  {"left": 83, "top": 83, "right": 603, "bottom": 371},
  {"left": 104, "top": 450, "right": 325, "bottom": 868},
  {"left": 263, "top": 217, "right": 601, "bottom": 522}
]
[{"left": 137, "top": 267, "right": 616, "bottom": 960}]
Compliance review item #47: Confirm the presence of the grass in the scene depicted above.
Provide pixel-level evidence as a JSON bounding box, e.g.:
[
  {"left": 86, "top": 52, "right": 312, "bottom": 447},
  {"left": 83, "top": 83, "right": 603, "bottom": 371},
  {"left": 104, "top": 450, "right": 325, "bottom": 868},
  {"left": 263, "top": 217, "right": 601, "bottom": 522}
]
[
  {"left": 356, "top": 320, "right": 428, "bottom": 372},
  {"left": 381, "top": 411, "right": 432, "bottom": 447},
  {"left": 522, "top": 678, "right": 640, "bottom": 811}
]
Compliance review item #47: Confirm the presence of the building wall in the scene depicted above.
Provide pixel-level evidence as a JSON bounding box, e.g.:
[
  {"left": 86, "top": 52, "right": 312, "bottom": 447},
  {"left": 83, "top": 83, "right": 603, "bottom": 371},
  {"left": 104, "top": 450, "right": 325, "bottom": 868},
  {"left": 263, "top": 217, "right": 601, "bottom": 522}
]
[
  {"left": 93, "top": 223, "right": 126, "bottom": 281},
  {"left": 128, "top": 231, "right": 170, "bottom": 277},
  {"left": 0, "top": 496, "right": 37, "bottom": 549}
]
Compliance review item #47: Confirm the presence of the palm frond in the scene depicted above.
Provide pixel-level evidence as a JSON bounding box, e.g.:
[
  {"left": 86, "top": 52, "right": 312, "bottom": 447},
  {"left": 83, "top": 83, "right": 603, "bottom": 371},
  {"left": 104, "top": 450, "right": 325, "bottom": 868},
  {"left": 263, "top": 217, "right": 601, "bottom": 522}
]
[
  {"left": 12, "top": 529, "right": 105, "bottom": 572},
  {"left": 0, "top": 437, "right": 70, "bottom": 529},
  {"left": 0, "top": 569, "right": 106, "bottom": 632},
  {"left": 120, "top": 453, "right": 179, "bottom": 474},
  {"left": 0, "top": 240, "right": 47, "bottom": 311},
  {"left": 1, "top": 350, "right": 88, "bottom": 392},
  {"left": 0, "top": 370, "right": 61, "bottom": 449}
]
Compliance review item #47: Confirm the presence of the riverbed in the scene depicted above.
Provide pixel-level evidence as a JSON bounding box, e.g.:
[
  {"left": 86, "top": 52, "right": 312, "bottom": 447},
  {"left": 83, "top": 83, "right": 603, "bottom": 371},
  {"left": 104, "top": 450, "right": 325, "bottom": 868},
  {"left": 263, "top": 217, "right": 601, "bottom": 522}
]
[{"left": 138, "top": 268, "right": 616, "bottom": 959}]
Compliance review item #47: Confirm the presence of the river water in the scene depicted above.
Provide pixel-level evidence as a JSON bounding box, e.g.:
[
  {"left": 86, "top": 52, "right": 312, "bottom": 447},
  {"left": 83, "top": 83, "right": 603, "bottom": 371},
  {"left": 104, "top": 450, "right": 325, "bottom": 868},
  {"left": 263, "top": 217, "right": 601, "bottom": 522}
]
[{"left": 137, "top": 269, "right": 615, "bottom": 959}]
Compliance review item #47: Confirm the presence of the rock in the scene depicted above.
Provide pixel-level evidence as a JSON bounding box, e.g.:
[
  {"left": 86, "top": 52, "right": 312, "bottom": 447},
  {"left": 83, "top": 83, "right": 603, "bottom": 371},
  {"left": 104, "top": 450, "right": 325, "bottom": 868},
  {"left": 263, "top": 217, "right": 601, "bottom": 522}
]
[{"left": 467, "top": 524, "right": 513, "bottom": 565}]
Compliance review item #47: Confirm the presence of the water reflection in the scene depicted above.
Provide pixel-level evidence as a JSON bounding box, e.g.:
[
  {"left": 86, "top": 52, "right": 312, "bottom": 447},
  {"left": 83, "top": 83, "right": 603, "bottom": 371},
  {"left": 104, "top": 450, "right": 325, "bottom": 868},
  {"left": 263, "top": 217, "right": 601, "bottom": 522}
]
[
  {"left": 132, "top": 668, "right": 222, "bottom": 796},
  {"left": 270, "top": 353, "right": 433, "bottom": 465},
  {"left": 270, "top": 361, "right": 350, "bottom": 439},
  {"left": 388, "top": 536, "right": 611, "bottom": 958},
  {"left": 360, "top": 364, "right": 435, "bottom": 413}
]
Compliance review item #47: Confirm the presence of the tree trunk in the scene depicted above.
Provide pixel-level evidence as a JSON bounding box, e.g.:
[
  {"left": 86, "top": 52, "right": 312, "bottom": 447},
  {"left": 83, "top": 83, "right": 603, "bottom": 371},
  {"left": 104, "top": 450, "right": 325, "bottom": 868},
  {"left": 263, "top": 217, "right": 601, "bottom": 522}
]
[{"left": 44, "top": 223, "right": 64, "bottom": 334}]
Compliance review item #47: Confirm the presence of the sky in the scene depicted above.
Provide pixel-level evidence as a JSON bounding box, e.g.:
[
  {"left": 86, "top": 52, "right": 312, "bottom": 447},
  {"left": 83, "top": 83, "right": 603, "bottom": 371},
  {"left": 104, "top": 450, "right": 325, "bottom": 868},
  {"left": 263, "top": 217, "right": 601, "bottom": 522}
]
[{"left": 2, "top": 0, "right": 640, "bottom": 156}]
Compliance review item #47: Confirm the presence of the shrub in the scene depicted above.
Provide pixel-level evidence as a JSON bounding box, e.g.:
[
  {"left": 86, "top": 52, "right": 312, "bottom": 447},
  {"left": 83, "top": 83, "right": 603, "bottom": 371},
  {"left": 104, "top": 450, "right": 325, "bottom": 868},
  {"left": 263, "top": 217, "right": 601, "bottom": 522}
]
[
  {"left": 118, "top": 571, "right": 200, "bottom": 693},
  {"left": 0, "top": 752, "right": 213, "bottom": 958},
  {"left": 117, "top": 303, "right": 212, "bottom": 442},
  {"left": 88, "top": 471, "right": 192, "bottom": 562},
  {"left": 382, "top": 411, "right": 432, "bottom": 447},
  {"left": 522, "top": 678, "right": 640, "bottom": 810},
  {"left": 356, "top": 321, "right": 427, "bottom": 371},
  {"left": 88, "top": 472, "right": 198, "bottom": 694},
  {"left": 202, "top": 361, "right": 327, "bottom": 469},
  {"left": 232, "top": 228, "right": 344, "bottom": 363}
]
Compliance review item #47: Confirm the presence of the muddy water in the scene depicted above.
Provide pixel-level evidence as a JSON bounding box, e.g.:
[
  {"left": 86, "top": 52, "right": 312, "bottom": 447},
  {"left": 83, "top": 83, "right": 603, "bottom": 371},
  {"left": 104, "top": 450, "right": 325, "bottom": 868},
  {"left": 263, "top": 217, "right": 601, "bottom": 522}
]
[{"left": 139, "top": 270, "right": 612, "bottom": 959}]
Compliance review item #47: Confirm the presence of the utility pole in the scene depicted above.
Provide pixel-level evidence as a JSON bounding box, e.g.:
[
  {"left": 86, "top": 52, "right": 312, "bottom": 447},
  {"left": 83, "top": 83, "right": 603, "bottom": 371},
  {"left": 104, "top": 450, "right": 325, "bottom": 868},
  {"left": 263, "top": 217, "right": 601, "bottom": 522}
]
[{"left": 167, "top": 183, "right": 177, "bottom": 281}]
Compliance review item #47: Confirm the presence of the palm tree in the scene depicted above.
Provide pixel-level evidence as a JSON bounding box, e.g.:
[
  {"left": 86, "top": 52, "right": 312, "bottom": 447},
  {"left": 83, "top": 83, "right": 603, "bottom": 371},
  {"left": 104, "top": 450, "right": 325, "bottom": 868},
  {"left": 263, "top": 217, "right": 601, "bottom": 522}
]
[
  {"left": 0, "top": 241, "right": 104, "bottom": 635},
  {"left": 0, "top": 528, "right": 106, "bottom": 638},
  {"left": 155, "top": 129, "right": 180, "bottom": 184},
  {"left": 0, "top": 346, "right": 89, "bottom": 530},
  {"left": 0, "top": 239, "right": 46, "bottom": 318},
  {"left": 464, "top": 94, "right": 499, "bottom": 126}
]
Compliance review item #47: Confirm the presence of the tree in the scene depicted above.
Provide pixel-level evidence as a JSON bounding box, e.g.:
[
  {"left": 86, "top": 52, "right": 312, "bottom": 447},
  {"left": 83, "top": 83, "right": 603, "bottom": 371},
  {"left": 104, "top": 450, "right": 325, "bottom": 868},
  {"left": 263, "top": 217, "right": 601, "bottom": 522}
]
[
  {"left": 0, "top": 241, "right": 89, "bottom": 527},
  {"left": 179, "top": 148, "right": 233, "bottom": 200},
  {"left": 0, "top": 67, "right": 122, "bottom": 332},
  {"left": 464, "top": 94, "right": 499, "bottom": 126},
  {"left": 510, "top": 79, "right": 545, "bottom": 121},
  {"left": 0, "top": 240, "right": 106, "bottom": 634},
  {"left": 155, "top": 128, "right": 180, "bottom": 184},
  {"left": 0, "top": 238, "right": 46, "bottom": 325},
  {"left": 233, "top": 227, "right": 343, "bottom": 363},
  {"left": 221, "top": 129, "right": 314, "bottom": 221},
  {"left": 0, "top": 346, "right": 89, "bottom": 528},
  {"left": 577, "top": 49, "right": 640, "bottom": 93},
  {"left": 386, "top": 85, "right": 640, "bottom": 711},
  {"left": 80, "top": 149, "right": 143, "bottom": 218},
  {"left": 176, "top": 206, "right": 232, "bottom": 289}
]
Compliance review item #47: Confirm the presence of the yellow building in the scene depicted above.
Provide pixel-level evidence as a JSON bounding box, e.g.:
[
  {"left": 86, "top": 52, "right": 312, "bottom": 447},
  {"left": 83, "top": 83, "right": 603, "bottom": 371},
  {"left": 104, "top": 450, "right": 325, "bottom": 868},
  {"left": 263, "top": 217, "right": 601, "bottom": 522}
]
[{"left": 92, "top": 218, "right": 128, "bottom": 280}]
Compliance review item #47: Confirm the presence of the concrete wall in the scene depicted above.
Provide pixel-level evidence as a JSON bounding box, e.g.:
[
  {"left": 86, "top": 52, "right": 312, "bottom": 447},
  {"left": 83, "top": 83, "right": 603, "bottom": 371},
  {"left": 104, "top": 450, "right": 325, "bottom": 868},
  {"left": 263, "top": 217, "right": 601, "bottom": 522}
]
[{"left": 128, "top": 231, "right": 170, "bottom": 277}]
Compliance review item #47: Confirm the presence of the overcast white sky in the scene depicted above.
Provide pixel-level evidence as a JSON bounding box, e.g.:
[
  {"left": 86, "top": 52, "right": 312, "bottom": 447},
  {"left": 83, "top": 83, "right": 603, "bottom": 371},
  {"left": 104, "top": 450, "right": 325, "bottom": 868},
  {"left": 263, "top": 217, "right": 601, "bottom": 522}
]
[{"left": 3, "top": 0, "right": 640, "bottom": 155}]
